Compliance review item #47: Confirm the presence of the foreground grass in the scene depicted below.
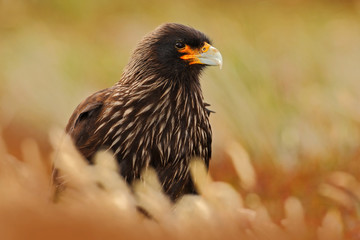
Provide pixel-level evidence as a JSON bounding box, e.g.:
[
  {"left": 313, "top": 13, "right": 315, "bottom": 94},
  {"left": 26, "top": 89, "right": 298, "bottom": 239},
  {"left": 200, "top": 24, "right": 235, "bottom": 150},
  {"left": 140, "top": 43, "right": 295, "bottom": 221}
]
[{"left": 0, "top": 129, "right": 359, "bottom": 239}]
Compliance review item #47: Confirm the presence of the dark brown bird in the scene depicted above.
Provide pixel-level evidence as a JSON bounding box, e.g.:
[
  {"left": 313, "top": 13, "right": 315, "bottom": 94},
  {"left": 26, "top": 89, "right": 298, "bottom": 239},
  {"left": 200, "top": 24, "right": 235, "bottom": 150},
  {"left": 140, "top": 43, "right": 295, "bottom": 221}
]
[{"left": 65, "top": 23, "right": 222, "bottom": 200}]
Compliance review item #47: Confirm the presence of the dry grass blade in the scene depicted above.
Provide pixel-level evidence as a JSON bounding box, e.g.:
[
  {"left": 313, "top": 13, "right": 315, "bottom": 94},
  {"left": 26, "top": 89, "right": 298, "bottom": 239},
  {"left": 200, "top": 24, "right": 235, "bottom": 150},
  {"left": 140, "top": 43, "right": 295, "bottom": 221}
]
[{"left": 317, "top": 210, "right": 344, "bottom": 240}]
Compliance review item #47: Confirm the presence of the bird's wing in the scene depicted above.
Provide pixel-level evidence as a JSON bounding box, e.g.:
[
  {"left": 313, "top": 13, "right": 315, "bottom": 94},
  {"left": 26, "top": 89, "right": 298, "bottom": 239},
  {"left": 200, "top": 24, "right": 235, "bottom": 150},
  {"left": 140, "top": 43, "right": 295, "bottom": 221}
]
[{"left": 66, "top": 89, "right": 109, "bottom": 160}]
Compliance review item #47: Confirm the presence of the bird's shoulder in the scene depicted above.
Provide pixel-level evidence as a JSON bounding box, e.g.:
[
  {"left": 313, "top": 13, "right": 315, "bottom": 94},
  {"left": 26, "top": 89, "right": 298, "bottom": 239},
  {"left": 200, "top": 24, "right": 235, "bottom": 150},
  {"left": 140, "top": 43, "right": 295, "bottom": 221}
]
[
  {"left": 65, "top": 88, "right": 117, "bottom": 159},
  {"left": 66, "top": 88, "right": 111, "bottom": 132}
]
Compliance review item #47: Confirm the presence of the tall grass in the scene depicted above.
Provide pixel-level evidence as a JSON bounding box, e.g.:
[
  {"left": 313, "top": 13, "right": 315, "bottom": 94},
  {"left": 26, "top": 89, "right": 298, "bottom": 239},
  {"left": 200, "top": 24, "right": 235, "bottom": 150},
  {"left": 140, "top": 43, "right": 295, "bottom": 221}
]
[{"left": 1, "top": 128, "right": 357, "bottom": 239}]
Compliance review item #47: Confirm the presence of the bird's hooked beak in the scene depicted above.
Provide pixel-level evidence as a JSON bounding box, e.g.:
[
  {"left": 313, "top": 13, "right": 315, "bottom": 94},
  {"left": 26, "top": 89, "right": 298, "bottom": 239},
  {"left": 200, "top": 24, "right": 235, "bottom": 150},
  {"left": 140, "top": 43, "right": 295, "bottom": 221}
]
[{"left": 180, "top": 42, "right": 223, "bottom": 69}]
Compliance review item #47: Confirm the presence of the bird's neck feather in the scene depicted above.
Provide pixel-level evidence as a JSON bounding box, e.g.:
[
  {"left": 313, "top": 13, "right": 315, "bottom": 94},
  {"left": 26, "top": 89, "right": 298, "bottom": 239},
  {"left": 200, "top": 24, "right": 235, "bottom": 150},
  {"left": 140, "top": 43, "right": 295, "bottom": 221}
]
[{"left": 118, "top": 60, "right": 204, "bottom": 102}]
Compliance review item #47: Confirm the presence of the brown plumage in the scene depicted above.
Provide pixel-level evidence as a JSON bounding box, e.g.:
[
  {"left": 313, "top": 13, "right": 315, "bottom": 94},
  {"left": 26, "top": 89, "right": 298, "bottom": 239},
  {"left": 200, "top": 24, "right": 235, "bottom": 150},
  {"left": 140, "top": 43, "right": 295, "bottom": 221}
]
[{"left": 63, "top": 23, "right": 222, "bottom": 200}]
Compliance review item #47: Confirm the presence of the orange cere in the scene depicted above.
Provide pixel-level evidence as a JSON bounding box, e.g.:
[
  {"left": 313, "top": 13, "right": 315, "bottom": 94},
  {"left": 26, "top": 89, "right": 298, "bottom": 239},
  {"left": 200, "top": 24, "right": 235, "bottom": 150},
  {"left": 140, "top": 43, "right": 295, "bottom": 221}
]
[{"left": 180, "top": 42, "right": 210, "bottom": 65}]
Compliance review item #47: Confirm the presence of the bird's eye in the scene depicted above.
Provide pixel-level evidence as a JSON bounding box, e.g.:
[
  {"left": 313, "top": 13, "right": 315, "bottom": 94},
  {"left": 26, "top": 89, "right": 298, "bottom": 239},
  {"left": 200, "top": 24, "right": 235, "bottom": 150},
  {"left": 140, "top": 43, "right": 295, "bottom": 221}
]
[{"left": 175, "top": 42, "right": 185, "bottom": 49}]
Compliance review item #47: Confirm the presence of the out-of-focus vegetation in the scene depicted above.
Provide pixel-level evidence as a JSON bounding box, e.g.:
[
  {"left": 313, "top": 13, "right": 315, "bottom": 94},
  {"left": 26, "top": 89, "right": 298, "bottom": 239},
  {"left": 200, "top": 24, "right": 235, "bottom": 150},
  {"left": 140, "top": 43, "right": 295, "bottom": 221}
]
[
  {"left": 0, "top": 132, "right": 351, "bottom": 240},
  {"left": 1, "top": 0, "right": 360, "bottom": 239}
]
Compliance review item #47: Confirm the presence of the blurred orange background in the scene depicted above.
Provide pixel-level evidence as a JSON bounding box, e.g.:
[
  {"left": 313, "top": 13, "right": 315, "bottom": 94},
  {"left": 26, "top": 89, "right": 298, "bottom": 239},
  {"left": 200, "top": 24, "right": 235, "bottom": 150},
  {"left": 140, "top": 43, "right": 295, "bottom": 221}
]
[{"left": 1, "top": 0, "right": 360, "bottom": 238}]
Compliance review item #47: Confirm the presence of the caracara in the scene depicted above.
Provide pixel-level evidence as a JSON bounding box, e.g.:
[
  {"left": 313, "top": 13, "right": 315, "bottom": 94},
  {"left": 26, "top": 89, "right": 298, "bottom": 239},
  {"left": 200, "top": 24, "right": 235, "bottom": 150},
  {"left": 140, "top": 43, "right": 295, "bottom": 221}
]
[{"left": 63, "top": 23, "right": 222, "bottom": 201}]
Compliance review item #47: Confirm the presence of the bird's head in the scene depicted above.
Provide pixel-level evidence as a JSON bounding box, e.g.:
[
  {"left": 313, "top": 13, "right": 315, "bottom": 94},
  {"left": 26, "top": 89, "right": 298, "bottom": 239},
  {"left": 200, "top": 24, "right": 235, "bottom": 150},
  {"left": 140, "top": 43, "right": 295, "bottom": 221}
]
[{"left": 124, "top": 23, "right": 222, "bottom": 82}]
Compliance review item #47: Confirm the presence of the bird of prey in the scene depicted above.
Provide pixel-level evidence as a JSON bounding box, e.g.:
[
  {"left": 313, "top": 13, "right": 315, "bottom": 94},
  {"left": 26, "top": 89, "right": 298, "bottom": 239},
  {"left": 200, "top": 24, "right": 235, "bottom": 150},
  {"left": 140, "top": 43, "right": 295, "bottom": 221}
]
[{"left": 64, "top": 23, "right": 222, "bottom": 201}]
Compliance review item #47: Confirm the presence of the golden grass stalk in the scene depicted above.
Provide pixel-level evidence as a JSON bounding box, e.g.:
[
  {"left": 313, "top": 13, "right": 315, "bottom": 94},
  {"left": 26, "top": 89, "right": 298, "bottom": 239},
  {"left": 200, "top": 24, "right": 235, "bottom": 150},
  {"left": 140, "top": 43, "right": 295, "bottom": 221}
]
[{"left": 0, "top": 127, "right": 356, "bottom": 239}]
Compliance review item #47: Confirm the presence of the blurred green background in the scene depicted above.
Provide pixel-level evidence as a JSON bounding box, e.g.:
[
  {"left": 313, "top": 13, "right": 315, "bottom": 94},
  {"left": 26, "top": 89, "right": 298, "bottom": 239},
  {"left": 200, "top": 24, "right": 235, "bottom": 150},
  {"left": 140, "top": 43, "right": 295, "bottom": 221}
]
[{"left": 1, "top": 0, "right": 360, "bottom": 175}]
